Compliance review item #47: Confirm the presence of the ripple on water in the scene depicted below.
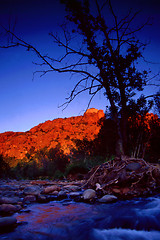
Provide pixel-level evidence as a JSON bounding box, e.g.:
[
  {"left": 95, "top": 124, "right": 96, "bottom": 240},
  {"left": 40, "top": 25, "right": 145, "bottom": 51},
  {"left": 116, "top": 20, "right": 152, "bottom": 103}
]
[
  {"left": 92, "top": 228, "right": 160, "bottom": 240},
  {"left": 0, "top": 196, "right": 160, "bottom": 240}
]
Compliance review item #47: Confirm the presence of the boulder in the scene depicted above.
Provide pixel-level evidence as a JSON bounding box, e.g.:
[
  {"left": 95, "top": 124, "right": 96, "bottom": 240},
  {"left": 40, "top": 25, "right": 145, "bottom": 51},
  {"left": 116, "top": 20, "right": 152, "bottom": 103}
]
[
  {"left": 63, "top": 185, "right": 80, "bottom": 192},
  {"left": 83, "top": 189, "right": 96, "bottom": 200},
  {"left": 23, "top": 186, "right": 41, "bottom": 196},
  {"left": 0, "top": 216, "right": 17, "bottom": 230},
  {"left": 0, "top": 197, "right": 20, "bottom": 205},
  {"left": 1, "top": 190, "right": 17, "bottom": 198},
  {"left": 99, "top": 194, "right": 117, "bottom": 203},
  {"left": 23, "top": 195, "right": 36, "bottom": 203},
  {"left": 43, "top": 185, "right": 61, "bottom": 194},
  {"left": 0, "top": 204, "right": 20, "bottom": 215}
]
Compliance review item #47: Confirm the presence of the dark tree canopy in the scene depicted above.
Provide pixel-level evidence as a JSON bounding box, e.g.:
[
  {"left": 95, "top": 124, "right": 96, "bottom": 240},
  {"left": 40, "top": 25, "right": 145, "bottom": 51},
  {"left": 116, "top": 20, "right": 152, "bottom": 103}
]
[{"left": 0, "top": 0, "right": 159, "bottom": 157}]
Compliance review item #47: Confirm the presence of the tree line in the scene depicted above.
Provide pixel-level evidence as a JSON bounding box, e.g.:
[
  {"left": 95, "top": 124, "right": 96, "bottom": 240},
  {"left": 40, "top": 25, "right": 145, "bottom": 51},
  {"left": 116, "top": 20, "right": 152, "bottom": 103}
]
[{"left": 0, "top": 112, "right": 159, "bottom": 179}]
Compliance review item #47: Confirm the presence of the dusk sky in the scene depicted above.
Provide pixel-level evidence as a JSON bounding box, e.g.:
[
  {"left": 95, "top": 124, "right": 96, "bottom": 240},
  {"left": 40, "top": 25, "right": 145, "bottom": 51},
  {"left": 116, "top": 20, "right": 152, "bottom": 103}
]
[{"left": 0, "top": 0, "right": 160, "bottom": 133}]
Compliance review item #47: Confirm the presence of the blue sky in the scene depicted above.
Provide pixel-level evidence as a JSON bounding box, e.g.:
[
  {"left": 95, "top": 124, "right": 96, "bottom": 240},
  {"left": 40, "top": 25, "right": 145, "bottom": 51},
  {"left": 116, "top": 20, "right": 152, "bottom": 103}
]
[{"left": 0, "top": 0, "right": 160, "bottom": 133}]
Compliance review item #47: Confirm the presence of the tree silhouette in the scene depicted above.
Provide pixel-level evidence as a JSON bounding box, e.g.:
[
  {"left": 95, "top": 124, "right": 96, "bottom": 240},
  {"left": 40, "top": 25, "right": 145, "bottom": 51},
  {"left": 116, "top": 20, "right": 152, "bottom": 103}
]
[
  {"left": 0, "top": 0, "right": 159, "bottom": 156},
  {"left": 0, "top": 154, "right": 10, "bottom": 178}
]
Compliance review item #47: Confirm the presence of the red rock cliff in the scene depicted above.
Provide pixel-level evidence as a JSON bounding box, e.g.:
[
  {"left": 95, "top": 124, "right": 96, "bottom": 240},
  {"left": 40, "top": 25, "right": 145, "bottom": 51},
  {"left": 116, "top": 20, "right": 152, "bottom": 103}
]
[{"left": 0, "top": 109, "right": 105, "bottom": 165}]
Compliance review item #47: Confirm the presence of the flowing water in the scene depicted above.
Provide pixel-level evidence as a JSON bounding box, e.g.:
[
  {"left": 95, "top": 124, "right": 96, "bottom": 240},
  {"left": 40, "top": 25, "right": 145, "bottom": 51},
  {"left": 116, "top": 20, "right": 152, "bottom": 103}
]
[{"left": 1, "top": 195, "right": 160, "bottom": 240}]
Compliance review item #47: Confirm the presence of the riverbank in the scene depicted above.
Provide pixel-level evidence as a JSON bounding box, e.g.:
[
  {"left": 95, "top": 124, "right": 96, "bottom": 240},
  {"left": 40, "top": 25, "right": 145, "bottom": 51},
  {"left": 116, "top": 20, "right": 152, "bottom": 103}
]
[
  {"left": 1, "top": 193, "right": 160, "bottom": 240},
  {"left": 0, "top": 157, "right": 160, "bottom": 233}
]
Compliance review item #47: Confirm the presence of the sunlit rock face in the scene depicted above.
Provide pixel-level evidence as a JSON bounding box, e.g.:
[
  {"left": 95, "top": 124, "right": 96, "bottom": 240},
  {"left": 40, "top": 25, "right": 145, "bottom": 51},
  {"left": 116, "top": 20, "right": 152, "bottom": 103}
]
[
  {"left": 84, "top": 108, "right": 105, "bottom": 118},
  {"left": 0, "top": 109, "right": 105, "bottom": 166}
]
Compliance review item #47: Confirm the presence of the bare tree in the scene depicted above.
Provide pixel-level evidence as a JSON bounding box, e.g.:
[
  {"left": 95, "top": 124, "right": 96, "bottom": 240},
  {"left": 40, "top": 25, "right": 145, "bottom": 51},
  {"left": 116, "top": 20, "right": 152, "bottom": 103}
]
[{"left": 0, "top": 0, "right": 159, "bottom": 157}]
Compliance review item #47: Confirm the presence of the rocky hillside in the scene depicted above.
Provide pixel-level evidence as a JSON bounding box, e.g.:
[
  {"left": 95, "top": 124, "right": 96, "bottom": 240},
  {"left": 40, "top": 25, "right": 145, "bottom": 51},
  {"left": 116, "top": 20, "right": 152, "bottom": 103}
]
[{"left": 0, "top": 109, "right": 104, "bottom": 163}]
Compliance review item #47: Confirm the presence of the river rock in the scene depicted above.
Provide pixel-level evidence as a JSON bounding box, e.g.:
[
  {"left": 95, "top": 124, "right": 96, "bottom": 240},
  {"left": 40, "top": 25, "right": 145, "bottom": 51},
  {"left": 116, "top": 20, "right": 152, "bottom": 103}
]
[
  {"left": 0, "top": 197, "right": 20, "bottom": 205},
  {"left": 58, "top": 191, "right": 67, "bottom": 200},
  {"left": 98, "top": 194, "right": 117, "bottom": 203},
  {"left": 83, "top": 189, "right": 96, "bottom": 200},
  {"left": 52, "top": 191, "right": 59, "bottom": 195},
  {"left": 69, "top": 192, "right": 82, "bottom": 199},
  {"left": 126, "top": 162, "right": 141, "bottom": 171},
  {"left": 23, "top": 186, "right": 41, "bottom": 196},
  {"left": 63, "top": 185, "right": 80, "bottom": 192},
  {"left": 0, "top": 216, "right": 17, "bottom": 230},
  {"left": 44, "top": 185, "right": 61, "bottom": 194},
  {"left": 37, "top": 195, "right": 48, "bottom": 203},
  {"left": 0, "top": 204, "right": 21, "bottom": 215},
  {"left": 23, "top": 195, "right": 36, "bottom": 203},
  {"left": 1, "top": 190, "right": 18, "bottom": 198}
]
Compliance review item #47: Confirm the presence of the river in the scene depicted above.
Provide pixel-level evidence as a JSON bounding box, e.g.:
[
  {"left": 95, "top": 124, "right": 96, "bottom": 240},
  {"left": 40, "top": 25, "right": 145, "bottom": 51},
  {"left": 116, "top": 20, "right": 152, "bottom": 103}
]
[{"left": 1, "top": 195, "right": 160, "bottom": 240}]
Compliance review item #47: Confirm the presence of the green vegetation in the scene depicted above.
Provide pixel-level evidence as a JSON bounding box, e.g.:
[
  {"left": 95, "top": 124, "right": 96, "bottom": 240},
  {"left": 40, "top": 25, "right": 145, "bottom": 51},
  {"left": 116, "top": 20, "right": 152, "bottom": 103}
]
[{"left": 0, "top": 141, "right": 109, "bottom": 180}]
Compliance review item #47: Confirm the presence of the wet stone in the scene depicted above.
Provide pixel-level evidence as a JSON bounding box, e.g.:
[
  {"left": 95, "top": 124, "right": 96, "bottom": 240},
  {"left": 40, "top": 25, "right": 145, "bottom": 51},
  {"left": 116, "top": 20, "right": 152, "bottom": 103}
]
[
  {"left": 23, "top": 195, "right": 36, "bottom": 203},
  {"left": 69, "top": 192, "right": 82, "bottom": 199},
  {"left": 83, "top": 189, "right": 96, "bottom": 200},
  {"left": 0, "top": 196, "right": 21, "bottom": 205},
  {"left": 0, "top": 204, "right": 21, "bottom": 215},
  {"left": 0, "top": 216, "right": 17, "bottom": 232},
  {"left": 43, "top": 185, "right": 61, "bottom": 194},
  {"left": 23, "top": 186, "right": 42, "bottom": 196},
  {"left": 99, "top": 194, "right": 117, "bottom": 203}
]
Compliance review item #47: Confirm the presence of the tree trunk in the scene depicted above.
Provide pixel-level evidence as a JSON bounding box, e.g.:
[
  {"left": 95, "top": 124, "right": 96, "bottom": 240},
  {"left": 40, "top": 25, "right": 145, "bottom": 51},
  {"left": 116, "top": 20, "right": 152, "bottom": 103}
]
[
  {"left": 121, "top": 112, "right": 128, "bottom": 154},
  {"left": 115, "top": 118, "right": 124, "bottom": 157},
  {"left": 104, "top": 85, "right": 125, "bottom": 157}
]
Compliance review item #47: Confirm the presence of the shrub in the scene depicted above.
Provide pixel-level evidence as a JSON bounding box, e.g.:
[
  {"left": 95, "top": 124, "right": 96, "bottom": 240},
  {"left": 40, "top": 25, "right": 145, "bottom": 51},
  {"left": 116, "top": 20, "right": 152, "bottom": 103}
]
[
  {"left": 65, "top": 161, "right": 89, "bottom": 176},
  {"left": 65, "top": 155, "right": 108, "bottom": 177},
  {"left": 53, "top": 170, "right": 64, "bottom": 180},
  {"left": 0, "top": 154, "right": 10, "bottom": 178}
]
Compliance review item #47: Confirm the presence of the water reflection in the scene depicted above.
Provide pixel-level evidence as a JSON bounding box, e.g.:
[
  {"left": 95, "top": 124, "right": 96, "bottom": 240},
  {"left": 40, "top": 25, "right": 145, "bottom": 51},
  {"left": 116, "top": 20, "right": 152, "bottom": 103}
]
[
  {"left": 1, "top": 196, "right": 160, "bottom": 240},
  {"left": 17, "top": 202, "right": 98, "bottom": 225}
]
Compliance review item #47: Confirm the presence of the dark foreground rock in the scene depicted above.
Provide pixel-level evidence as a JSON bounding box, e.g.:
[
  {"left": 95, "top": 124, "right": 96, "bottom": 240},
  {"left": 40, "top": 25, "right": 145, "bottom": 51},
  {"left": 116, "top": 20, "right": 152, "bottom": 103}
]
[
  {"left": 0, "top": 204, "right": 21, "bottom": 216},
  {"left": 0, "top": 216, "right": 17, "bottom": 232}
]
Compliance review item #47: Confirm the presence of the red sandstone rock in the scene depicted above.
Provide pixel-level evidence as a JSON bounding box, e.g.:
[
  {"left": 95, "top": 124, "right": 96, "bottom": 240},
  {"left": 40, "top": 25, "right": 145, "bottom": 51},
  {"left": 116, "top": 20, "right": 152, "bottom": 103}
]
[
  {"left": 0, "top": 109, "right": 105, "bottom": 165},
  {"left": 44, "top": 185, "right": 61, "bottom": 194}
]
